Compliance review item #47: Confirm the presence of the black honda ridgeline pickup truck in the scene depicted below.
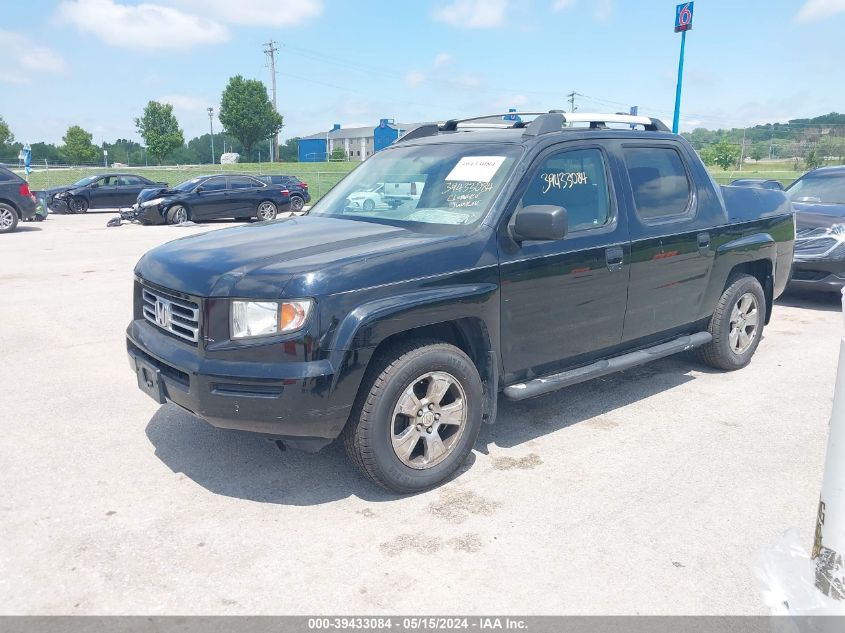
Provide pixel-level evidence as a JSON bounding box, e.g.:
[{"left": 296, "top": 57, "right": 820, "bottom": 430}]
[{"left": 127, "top": 112, "right": 795, "bottom": 492}]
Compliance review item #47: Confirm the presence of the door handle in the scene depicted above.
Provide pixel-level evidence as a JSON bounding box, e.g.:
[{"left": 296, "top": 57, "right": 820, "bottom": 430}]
[
  {"left": 605, "top": 246, "right": 624, "bottom": 272},
  {"left": 697, "top": 231, "right": 711, "bottom": 253}
]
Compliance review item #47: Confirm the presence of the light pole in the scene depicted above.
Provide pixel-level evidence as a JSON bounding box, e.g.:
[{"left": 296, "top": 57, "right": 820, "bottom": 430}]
[{"left": 208, "top": 107, "right": 215, "bottom": 165}]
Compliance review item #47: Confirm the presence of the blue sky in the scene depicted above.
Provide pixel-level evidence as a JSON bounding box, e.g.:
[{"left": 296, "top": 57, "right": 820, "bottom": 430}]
[{"left": 1, "top": 0, "right": 844, "bottom": 146}]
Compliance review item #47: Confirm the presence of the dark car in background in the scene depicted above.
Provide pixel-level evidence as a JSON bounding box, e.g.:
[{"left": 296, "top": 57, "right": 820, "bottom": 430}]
[
  {"left": 133, "top": 174, "right": 291, "bottom": 225},
  {"left": 730, "top": 178, "right": 784, "bottom": 191},
  {"left": 257, "top": 175, "right": 310, "bottom": 212},
  {"left": 46, "top": 173, "right": 168, "bottom": 213},
  {"left": 787, "top": 166, "right": 845, "bottom": 292},
  {"left": 0, "top": 164, "right": 37, "bottom": 233}
]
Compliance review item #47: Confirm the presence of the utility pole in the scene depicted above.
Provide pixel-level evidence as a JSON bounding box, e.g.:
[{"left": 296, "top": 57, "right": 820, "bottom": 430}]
[
  {"left": 738, "top": 127, "right": 747, "bottom": 171},
  {"left": 567, "top": 91, "right": 578, "bottom": 113},
  {"left": 263, "top": 39, "right": 279, "bottom": 162},
  {"left": 208, "top": 106, "right": 215, "bottom": 165}
]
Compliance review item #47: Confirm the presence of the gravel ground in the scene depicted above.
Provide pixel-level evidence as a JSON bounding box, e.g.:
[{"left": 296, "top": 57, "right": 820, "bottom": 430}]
[{"left": 0, "top": 212, "right": 840, "bottom": 615}]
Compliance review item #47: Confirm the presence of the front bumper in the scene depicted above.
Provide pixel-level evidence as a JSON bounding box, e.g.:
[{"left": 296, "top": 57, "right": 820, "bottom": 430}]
[
  {"left": 790, "top": 259, "right": 845, "bottom": 292},
  {"left": 126, "top": 319, "right": 352, "bottom": 451}
]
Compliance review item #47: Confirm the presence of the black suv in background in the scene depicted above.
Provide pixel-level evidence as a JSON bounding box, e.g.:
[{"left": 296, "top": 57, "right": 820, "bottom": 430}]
[
  {"left": 0, "top": 165, "right": 37, "bottom": 233},
  {"left": 258, "top": 175, "right": 311, "bottom": 212}
]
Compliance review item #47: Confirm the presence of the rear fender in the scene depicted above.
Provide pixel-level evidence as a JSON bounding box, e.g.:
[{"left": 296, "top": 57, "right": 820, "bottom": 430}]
[{"left": 703, "top": 232, "right": 776, "bottom": 321}]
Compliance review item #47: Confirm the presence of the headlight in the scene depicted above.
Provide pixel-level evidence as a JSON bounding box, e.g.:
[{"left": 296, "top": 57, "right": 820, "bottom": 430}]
[
  {"left": 141, "top": 197, "right": 165, "bottom": 208},
  {"left": 231, "top": 299, "right": 312, "bottom": 339}
]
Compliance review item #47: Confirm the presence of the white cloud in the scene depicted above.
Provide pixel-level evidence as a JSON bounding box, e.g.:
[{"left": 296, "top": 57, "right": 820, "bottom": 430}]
[
  {"left": 434, "top": 52, "right": 451, "bottom": 67},
  {"left": 405, "top": 71, "right": 426, "bottom": 88},
  {"left": 795, "top": 0, "right": 845, "bottom": 22},
  {"left": 56, "top": 0, "right": 229, "bottom": 51},
  {"left": 433, "top": 0, "right": 510, "bottom": 29},
  {"left": 551, "top": 0, "right": 577, "bottom": 11},
  {"left": 174, "top": 0, "right": 323, "bottom": 27},
  {"left": 0, "top": 30, "right": 66, "bottom": 84}
]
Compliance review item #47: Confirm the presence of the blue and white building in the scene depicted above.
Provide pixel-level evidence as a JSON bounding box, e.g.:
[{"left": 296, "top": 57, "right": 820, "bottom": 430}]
[{"left": 297, "top": 119, "right": 426, "bottom": 162}]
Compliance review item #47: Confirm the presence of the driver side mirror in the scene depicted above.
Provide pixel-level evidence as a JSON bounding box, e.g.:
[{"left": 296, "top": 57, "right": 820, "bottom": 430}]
[
  {"left": 90, "top": 183, "right": 99, "bottom": 189},
  {"left": 513, "top": 205, "right": 568, "bottom": 243},
  {"left": 195, "top": 186, "right": 204, "bottom": 194}
]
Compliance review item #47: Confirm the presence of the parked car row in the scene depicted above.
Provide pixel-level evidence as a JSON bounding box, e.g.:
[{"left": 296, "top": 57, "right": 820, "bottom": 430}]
[{"left": 0, "top": 167, "right": 311, "bottom": 233}]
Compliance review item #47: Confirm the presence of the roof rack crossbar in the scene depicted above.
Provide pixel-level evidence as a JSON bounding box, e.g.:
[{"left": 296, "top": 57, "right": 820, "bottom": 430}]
[{"left": 395, "top": 111, "right": 672, "bottom": 143}]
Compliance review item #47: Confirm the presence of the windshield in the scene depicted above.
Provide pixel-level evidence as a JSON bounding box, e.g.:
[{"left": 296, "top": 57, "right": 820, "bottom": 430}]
[
  {"left": 72, "top": 175, "right": 99, "bottom": 187},
  {"left": 174, "top": 177, "right": 203, "bottom": 192},
  {"left": 788, "top": 175, "right": 845, "bottom": 204},
  {"left": 310, "top": 143, "right": 522, "bottom": 227}
]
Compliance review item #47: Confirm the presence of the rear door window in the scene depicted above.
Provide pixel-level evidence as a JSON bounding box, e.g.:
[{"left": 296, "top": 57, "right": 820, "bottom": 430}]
[
  {"left": 229, "top": 176, "right": 263, "bottom": 189},
  {"left": 623, "top": 147, "right": 692, "bottom": 220}
]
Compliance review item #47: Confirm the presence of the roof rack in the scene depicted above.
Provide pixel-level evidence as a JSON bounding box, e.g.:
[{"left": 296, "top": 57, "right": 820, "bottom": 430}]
[{"left": 397, "top": 110, "right": 670, "bottom": 143}]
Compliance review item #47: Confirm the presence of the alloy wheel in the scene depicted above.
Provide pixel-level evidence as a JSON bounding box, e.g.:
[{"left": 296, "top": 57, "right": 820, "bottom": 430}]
[
  {"left": 0, "top": 207, "right": 15, "bottom": 230},
  {"left": 390, "top": 371, "right": 468, "bottom": 469},
  {"left": 257, "top": 202, "right": 277, "bottom": 220},
  {"left": 729, "top": 292, "right": 759, "bottom": 354}
]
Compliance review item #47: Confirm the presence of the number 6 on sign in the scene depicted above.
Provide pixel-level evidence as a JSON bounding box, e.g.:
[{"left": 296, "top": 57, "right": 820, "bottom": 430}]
[{"left": 675, "top": 2, "right": 694, "bottom": 32}]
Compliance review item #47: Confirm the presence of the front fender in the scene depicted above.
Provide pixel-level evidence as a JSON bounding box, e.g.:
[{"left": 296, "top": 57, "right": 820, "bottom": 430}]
[
  {"left": 329, "top": 283, "right": 498, "bottom": 353},
  {"left": 322, "top": 284, "right": 500, "bottom": 413}
]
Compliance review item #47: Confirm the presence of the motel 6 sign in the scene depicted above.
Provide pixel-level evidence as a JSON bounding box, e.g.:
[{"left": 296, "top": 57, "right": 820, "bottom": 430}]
[{"left": 675, "top": 2, "right": 694, "bottom": 32}]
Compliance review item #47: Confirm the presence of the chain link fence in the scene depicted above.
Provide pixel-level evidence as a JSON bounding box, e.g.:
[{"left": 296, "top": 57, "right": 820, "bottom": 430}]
[{"left": 2, "top": 160, "right": 357, "bottom": 202}]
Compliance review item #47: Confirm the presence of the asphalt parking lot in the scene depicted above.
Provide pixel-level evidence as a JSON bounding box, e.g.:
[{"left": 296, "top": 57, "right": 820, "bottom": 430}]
[{"left": 1, "top": 212, "right": 840, "bottom": 615}]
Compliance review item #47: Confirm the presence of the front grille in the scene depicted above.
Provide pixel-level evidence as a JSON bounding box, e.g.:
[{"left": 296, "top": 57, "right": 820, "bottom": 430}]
[
  {"left": 141, "top": 286, "right": 200, "bottom": 343},
  {"left": 795, "top": 236, "right": 839, "bottom": 257},
  {"left": 792, "top": 269, "right": 829, "bottom": 281}
]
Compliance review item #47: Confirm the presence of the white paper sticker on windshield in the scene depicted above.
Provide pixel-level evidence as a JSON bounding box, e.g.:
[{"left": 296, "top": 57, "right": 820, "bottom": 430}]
[{"left": 445, "top": 156, "right": 506, "bottom": 183}]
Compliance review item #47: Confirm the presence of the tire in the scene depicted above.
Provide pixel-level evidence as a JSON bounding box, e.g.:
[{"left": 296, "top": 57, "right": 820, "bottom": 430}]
[
  {"left": 362, "top": 198, "right": 375, "bottom": 211},
  {"left": 166, "top": 205, "right": 188, "bottom": 225},
  {"left": 343, "top": 340, "right": 483, "bottom": 493},
  {"left": 69, "top": 196, "right": 88, "bottom": 214},
  {"left": 697, "top": 274, "right": 766, "bottom": 371},
  {"left": 0, "top": 203, "right": 19, "bottom": 233},
  {"left": 290, "top": 195, "right": 305, "bottom": 212},
  {"left": 256, "top": 200, "right": 277, "bottom": 221}
]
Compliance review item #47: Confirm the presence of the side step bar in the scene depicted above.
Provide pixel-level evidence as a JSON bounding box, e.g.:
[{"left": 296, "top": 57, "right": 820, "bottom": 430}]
[{"left": 503, "top": 332, "right": 712, "bottom": 401}]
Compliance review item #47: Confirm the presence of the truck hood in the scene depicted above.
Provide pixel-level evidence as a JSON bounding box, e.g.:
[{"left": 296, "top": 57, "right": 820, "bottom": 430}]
[
  {"left": 134, "top": 216, "right": 467, "bottom": 298},
  {"left": 793, "top": 201, "right": 845, "bottom": 230}
]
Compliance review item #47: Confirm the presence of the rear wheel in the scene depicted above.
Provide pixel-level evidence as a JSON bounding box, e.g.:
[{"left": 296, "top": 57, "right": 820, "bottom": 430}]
[
  {"left": 69, "top": 196, "right": 88, "bottom": 214},
  {"left": 256, "top": 201, "right": 277, "bottom": 221},
  {"left": 166, "top": 205, "right": 188, "bottom": 225},
  {"left": 697, "top": 274, "right": 766, "bottom": 370},
  {"left": 0, "top": 204, "right": 19, "bottom": 233},
  {"left": 290, "top": 195, "right": 305, "bottom": 212},
  {"left": 343, "top": 340, "right": 483, "bottom": 493}
]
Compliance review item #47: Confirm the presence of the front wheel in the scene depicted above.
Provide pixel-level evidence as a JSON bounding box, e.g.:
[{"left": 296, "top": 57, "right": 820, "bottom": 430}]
[
  {"left": 69, "top": 196, "right": 88, "bottom": 214},
  {"left": 343, "top": 340, "right": 483, "bottom": 493},
  {"left": 0, "top": 203, "right": 19, "bottom": 233},
  {"left": 697, "top": 274, "right": 766, "bottom": 370},
  {"left": 256, "top": 201, "right": 277, "bottom": 221},
  {"left": 166, "top": 205, "right": 188, "bottom": 225}
]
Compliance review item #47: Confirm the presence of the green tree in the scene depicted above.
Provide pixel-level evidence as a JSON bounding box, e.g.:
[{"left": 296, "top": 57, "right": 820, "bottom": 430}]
[
  {"left": 749, "top": 143, "right": 766, "bottom": 163},
  {"left": 0, "top": 116, "right": 13, "bottom": 147},
  {"left": 710, "top": 138, "right": 741, "bottom": 170},
  {"left": 219, "top": 75, "right": 283, "bottom": 159},
  {"left": 135, "top": 101, "right": 185, "bottom": 165},
  {"left": 279, "top": 137, "right": 299, "bottom": 162},
  {"left": 330, "top": 147, "right": 347, "bottom": 161},
  {"left": 804, "top": 148, "right": 824, "bottom": 170},
  {"left": 698, "top": 146, "right": 716, "bottom": 166},
  {"left": 61, "top": 125, "right": 100, "bottom": 164}
]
